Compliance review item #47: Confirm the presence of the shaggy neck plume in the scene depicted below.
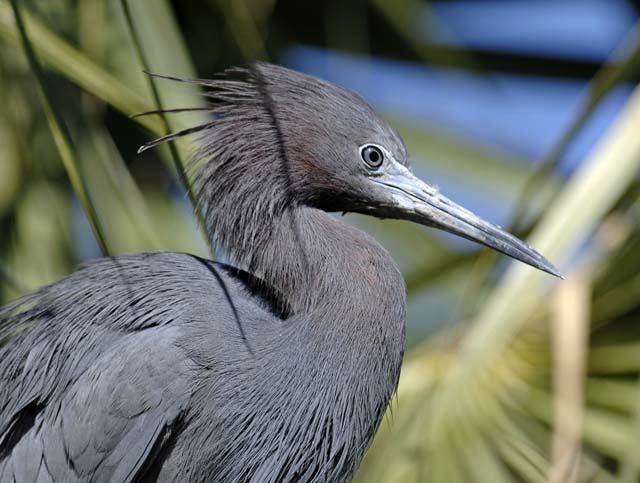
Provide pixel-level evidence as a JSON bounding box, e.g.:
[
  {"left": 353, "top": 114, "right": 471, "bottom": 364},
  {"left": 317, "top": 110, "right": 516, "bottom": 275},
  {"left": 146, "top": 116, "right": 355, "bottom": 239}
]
[{"left": 188, "top": 71, "right": 306, "bottom": 310}]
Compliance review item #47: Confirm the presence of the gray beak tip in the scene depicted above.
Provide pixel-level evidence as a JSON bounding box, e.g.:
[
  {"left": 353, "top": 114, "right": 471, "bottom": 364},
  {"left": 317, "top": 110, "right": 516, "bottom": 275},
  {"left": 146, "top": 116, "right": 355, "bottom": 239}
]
[{"left": 540, "top": 262, "right": 564, "bottom": 280}]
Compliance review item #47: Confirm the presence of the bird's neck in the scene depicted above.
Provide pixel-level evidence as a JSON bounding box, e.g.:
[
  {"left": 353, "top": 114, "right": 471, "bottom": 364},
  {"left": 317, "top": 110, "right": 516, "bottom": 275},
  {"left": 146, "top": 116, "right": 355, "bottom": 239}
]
[
  {"left": 199, "top": 164, "right": 406, "bottom": 352},
  {"left": 209, "top": 199, "right": 405, "bottom": 321},
  {"left": 202, "top": 201, "right": 407, "bottom": 478}
]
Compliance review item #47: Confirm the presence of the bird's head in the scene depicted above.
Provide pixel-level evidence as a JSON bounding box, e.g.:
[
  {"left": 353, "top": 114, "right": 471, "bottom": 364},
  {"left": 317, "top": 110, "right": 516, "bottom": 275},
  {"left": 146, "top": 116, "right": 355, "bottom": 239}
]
[{"left": 139, "top": 62, "right": 560, "bottom": 277}]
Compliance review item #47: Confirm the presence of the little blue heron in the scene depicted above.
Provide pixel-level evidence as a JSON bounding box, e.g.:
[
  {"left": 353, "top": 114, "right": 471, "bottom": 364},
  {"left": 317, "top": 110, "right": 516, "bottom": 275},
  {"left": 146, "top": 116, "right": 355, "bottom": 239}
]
[{"left": 0, "top": 62, "right": 560, "bottom": 483}]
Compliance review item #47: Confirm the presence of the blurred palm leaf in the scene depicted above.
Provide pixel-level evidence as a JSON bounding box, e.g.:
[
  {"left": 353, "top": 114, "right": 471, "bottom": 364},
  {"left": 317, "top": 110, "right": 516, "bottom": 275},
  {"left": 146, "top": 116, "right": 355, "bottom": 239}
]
[
  {"left": 120, "top": 0, "right": 211, "bottom": 255},
  {"left": 9, "top": 0, "right": 111, "bottom": 256},
  {"left": 508, "top": 20, "right": 640, "bottom": 235},
  {"left": 0, "top": 1, "right": 163, "bottom": 135}
]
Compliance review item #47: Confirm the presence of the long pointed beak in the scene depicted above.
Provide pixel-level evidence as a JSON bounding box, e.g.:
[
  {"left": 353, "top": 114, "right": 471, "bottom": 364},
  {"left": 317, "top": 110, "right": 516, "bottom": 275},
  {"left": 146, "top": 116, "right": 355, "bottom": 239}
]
[{"left": 372, "top": 162, "right": 562, "bottom": 278}]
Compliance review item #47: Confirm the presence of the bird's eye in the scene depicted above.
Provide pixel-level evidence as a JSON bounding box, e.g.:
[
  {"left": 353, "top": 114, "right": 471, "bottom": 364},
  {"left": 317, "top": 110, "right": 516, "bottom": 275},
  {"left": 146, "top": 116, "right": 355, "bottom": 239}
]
[{"left": 361, "top": 145, "right": 384, "bottom": 169}]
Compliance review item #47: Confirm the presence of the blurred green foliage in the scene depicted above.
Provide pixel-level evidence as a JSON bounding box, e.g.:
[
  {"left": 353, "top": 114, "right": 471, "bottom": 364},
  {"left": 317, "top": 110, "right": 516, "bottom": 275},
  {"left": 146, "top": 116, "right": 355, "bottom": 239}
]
[{"left": 1, "top": 1, "right": 640, "bottom": 481}]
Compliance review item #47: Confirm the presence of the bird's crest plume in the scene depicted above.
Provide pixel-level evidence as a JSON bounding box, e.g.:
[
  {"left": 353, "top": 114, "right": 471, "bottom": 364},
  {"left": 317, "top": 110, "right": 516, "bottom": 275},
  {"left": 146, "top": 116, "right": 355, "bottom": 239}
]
[{"left": 134, "top": 63, "right": 315, "bottom": 311}]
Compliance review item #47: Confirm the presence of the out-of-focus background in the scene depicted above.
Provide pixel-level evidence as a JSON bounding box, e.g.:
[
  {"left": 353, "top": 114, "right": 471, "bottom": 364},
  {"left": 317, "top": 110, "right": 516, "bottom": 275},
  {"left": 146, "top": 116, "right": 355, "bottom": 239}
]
[{"left": 1, "top": 0, "right": 640, "bottom": 481}]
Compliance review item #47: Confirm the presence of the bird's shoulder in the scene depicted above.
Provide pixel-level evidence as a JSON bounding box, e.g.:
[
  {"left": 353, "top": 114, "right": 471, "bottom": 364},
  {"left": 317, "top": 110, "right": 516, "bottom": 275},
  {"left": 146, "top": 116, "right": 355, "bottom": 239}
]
[
  {"left": 1, "top": 251, "right": 281, "bottom": 335},
  {"left": 0, "top": 251, "right": 281, "bottom": 482}
]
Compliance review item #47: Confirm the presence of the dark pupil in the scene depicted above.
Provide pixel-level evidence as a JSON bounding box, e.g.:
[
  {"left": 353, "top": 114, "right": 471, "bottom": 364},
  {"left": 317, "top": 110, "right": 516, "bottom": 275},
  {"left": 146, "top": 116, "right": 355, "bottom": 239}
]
[{"left": 364, "top": 147, "right": 382, "bottom": 167}]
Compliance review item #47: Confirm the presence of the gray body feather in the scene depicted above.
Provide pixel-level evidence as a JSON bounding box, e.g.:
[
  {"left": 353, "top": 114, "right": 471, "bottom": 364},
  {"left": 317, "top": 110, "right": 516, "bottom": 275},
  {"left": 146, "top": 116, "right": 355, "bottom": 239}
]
[{"left": 0, "top": 213, "right": 406, "bottom": 483}]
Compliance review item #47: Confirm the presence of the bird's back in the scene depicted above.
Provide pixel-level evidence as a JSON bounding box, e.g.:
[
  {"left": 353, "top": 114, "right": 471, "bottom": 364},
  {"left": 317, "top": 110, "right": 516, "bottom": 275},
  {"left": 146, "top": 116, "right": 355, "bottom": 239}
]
[
  {"left": 0, "top": 252, "right": 276, "bottom": 483},
  {"left": 0, "top": 235, "right": 404, "bottom": 483}
]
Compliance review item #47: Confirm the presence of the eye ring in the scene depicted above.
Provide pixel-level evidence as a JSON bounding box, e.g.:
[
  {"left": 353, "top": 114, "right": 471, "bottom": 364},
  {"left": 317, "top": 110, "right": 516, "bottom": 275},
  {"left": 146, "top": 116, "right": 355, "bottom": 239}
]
[{"left": 360, "top": 145, "right": 384, "bottom": 169}]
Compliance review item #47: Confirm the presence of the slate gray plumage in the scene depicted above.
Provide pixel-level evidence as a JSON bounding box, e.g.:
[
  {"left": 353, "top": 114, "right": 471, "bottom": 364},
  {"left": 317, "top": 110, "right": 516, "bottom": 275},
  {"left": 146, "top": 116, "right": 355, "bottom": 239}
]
[{"left": 0, "top": 63, "right": 559, "bottom": 483}]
